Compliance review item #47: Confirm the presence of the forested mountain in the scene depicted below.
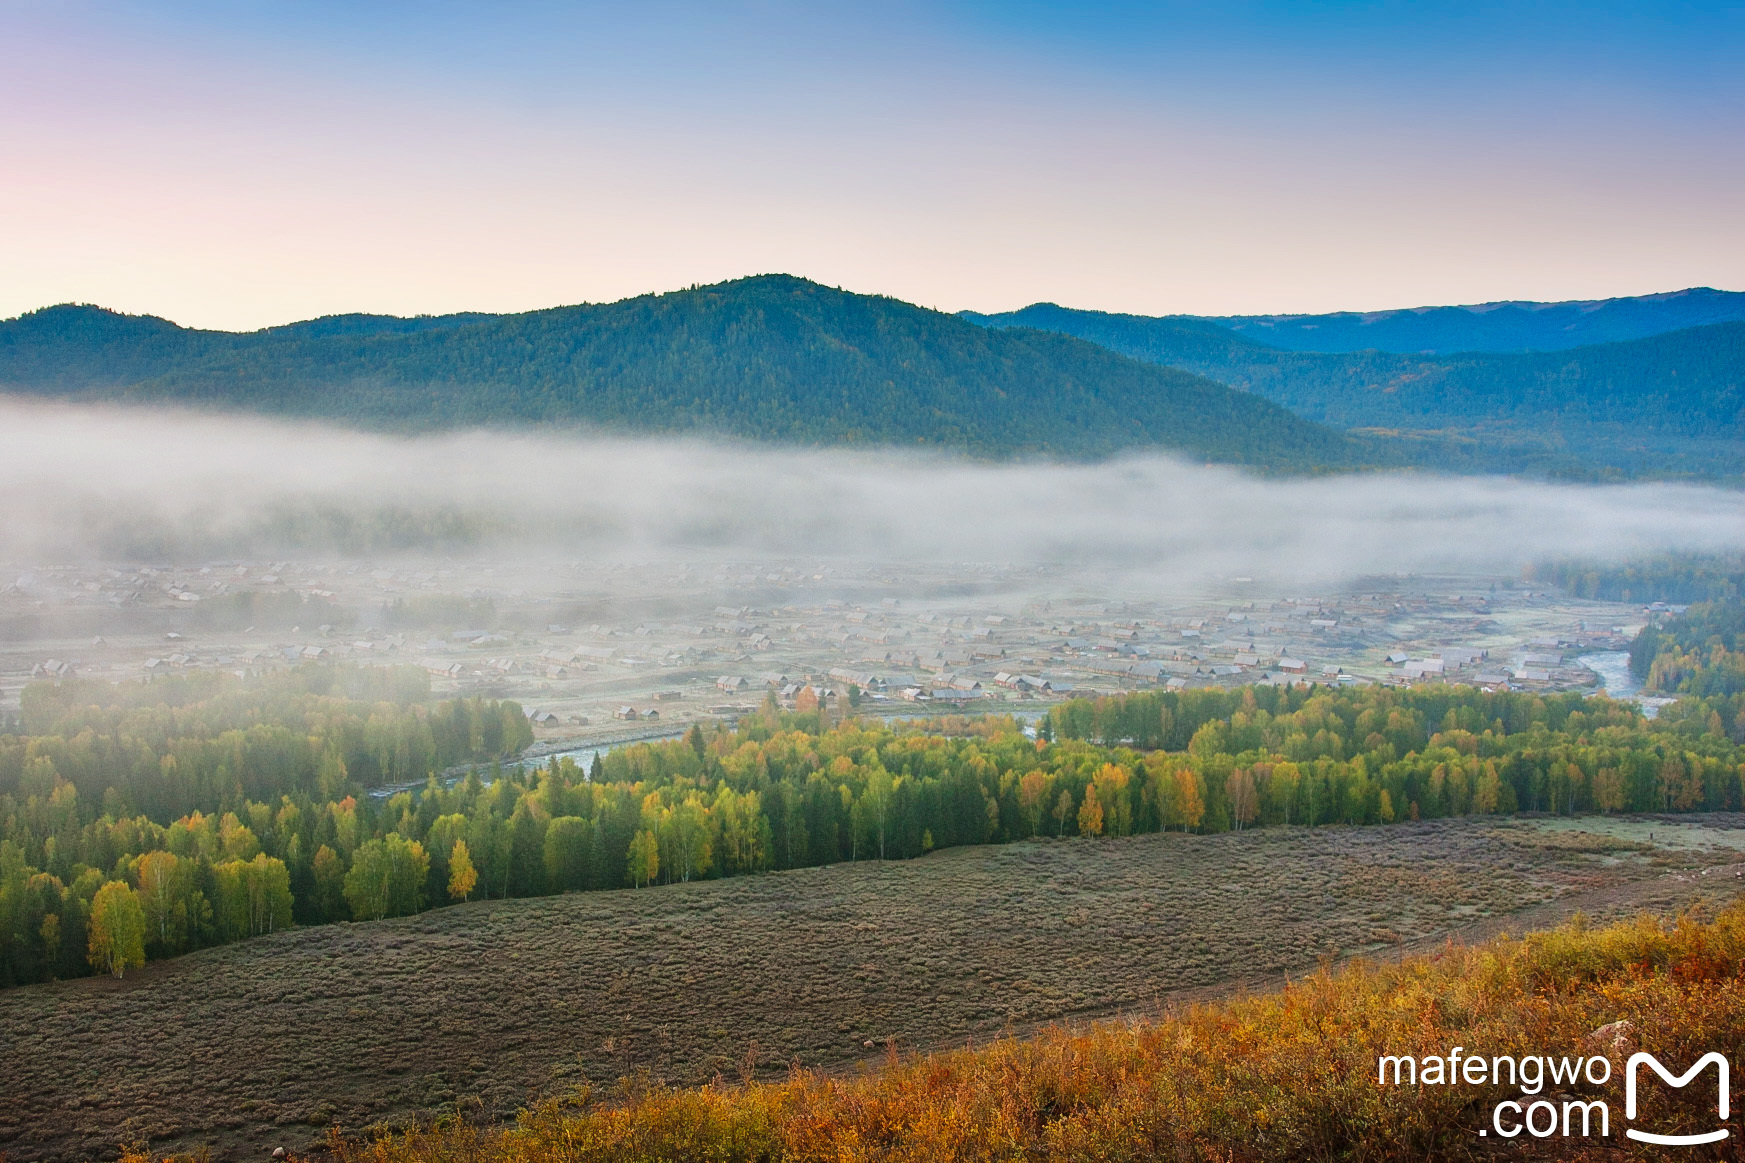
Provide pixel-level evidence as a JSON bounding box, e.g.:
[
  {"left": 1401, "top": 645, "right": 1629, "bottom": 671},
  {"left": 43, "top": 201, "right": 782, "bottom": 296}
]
[
  {"left": 961, "top": 304, "right": 1275, "bottom": 369},
  {"left": 0, "top": 277, "right": 1366, "bottom": 467},
  {"left": 967, "top": 304, "right": 1745, "bottom": 477},
  {"left": 260, "top": 311, "right": 497, "bottom": 340},
  {"left": 1214, "top": 287, "right": 1745, "bottom": 354},
  {"left": 966, "top": 287, "right": 1745, "bottom": 358},
  {"left": 11, "top": 277, "right": 1741, "bottom": 475},
  {"left": 0, "top": 303, "right": 223, "bottom": 390}
]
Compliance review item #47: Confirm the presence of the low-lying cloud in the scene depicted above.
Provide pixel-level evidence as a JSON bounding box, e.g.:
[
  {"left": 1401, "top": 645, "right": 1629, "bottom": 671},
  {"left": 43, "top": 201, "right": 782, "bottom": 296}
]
[{"left": 3, "top": 399, "right": 1742, "bottom": 586}]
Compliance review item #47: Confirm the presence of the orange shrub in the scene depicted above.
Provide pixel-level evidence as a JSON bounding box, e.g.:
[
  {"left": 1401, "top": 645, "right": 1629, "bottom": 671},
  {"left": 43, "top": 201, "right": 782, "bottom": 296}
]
[{"left": 328, "top": 903, "right": 1745, "bottom": 1162}]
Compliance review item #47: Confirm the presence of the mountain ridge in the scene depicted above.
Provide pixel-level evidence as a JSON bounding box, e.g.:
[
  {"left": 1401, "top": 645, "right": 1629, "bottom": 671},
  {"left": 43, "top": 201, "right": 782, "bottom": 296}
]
[
  {"left": 1212, "top": 286, "right": 1745, "bottom": 354},
  {"left": 0, "top": 277, "right": 1370, "bottom": 469},
  {"left": 967, "top": 286, "right": 1745, "bottom": 358},
  {"left": 966, "top": 302, "right": 1745, "bottom": 477},
  {"left": 8, "top": 277, "right": 1742, "bottom": 478}
]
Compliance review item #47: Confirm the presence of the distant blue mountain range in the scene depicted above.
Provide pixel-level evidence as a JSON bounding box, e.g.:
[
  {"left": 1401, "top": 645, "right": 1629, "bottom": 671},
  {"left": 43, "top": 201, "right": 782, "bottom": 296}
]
[
  {"left": 962, "top": 296, "right": 1745, "bottom": 478},
  {"left": 969, "top": 287, "right": 1745, "bottom": 356}
]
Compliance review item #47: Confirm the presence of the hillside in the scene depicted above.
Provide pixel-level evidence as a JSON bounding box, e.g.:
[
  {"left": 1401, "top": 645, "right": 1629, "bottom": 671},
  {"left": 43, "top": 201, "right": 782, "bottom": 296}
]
[
  {"left": 967, "top": 305, "right": 1745, "bottom": 476},
  {"left": 0, "top": 277, "right": 1366, "bottom": 467},
  {"left": 1629, "top": 595, "right": 1745, "bottom": 696},
  {"left": 15, "top": 277, "right": 1740, "bottom": 475},
  {"left": 260, "top": 311, "right": 497, "bottom": 340},
  {"left": 1214, "top": 286, "right": 1745, "bottom": 354},
  {"left": 347, "top": 897, "right": 1745, "bottom": 1163},
  {"left": 0, "top": 303, "right": 229, "bottom": 389},
  {"left": 3, "top": 817, "right": 1735, "bottom": 1162},
  {"left": 961, "top": 303, "right": 1278, "bottom": 369}
]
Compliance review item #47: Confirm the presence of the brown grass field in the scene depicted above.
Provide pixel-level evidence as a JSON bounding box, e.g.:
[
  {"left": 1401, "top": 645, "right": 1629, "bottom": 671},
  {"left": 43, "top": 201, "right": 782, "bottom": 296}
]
[{"left": 5, "top": 815, "right": 1744, "bottom": 1162}]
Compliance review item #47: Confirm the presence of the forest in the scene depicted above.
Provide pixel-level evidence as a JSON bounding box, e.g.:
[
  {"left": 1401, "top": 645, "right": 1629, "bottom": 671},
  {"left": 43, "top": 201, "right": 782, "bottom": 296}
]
[
  {"left": 0, "top": 666, "right": 531, "bottom": 986},
  {"left": 1530, "top": 552, "right": 1745, "bottom": 605},
  {"left": 1631, "top": 595, "right": 1745, "bottom": 696},
  {"left": 4, "top": 665, "right": 1744, "bottom": 989},
  {"left": 0, "top": 278, "right": 1366, "bottom": 468}
]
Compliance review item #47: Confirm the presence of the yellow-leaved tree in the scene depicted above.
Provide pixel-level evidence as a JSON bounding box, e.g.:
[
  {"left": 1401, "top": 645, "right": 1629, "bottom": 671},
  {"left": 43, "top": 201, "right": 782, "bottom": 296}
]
[
  {"left": 88, "top": 881, "right": 146, "bottom": 979},
  {"left": 1076, "top": 786, "right": 1105, "bottom": 837},
  {"left": 627, "top": 829, "right": 660, "bottom": 888},
  {"left": 448, "top": 838, "right": 478, "bottom": 902}
]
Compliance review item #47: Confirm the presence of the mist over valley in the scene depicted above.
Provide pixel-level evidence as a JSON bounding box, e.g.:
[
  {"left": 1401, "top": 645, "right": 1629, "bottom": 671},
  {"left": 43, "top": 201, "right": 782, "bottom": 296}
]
[
  {"left": 6, "top": 6, "right": 1745, "bottom": 1155},
  {"left": 1, "top": 399, "right": 1741, "bottom": 579}
]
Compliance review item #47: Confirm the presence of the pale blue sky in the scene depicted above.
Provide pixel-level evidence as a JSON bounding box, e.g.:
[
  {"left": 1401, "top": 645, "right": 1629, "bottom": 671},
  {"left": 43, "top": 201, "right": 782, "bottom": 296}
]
[{"left": 3, "top": 1, "right": 1740, "bottom": 327}]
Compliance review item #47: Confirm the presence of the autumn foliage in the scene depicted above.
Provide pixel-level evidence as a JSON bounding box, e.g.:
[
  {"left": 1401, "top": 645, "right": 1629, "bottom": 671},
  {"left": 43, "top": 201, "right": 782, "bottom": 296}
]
[
  {"left": 320, "top": 901, "right": 1745, "bottom": 1162},
  {"left": 9, "top": 676, "right": 1745, "bottom": 989}
]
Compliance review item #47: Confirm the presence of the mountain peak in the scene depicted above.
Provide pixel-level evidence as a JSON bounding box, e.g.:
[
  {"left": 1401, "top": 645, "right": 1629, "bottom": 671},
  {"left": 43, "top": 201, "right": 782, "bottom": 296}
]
[{"left": 6, "top": 302, "right": 187, "bottom": 334}]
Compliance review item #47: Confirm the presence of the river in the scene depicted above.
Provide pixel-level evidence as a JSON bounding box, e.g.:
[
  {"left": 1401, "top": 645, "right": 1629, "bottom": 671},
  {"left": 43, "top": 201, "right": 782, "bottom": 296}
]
[
  {"left": 513, "top": 730, "right": 687, "bottom": 775},
  {"left": 368, "top": 728, "right": 686, "bottom": 798},
  {"left": 1577, "top": 651, "right": 1639, "bottom": 698},
  {"left": 1578, "top": 650, "right": 1675, "bottom": 719}
]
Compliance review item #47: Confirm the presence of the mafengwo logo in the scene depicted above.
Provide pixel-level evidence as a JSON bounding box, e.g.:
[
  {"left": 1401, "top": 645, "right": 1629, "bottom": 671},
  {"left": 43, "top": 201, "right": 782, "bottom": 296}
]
[
  {"left": 1625, "top": 1052, "right": 1729, "bottom": 1147},
  {"left": 1377, "top": 1046, "right": 1731, "bottom": 1144}
]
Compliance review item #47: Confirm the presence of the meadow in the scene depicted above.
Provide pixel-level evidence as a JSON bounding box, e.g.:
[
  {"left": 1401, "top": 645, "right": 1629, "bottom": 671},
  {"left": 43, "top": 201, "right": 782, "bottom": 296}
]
[
  {"left": 3, "top": 815, "right": 1741, "bottom": 1162},
  {"left": 338, "top": 888, "right": 1745, "bottom": 1163}
]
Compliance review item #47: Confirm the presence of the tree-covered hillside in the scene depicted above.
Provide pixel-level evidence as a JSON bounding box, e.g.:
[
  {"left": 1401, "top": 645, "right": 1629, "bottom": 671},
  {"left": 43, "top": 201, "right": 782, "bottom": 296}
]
[
  {"left": 968, "top": 304, "right": 1745, "bottom": 477},
  {"left": 14, "top": 277, "right": 1740, "bottom": 474},
  {"left": 0, "top": 303, "right": 229, "bottom": 389},
  {"left": 260, "top": 311, "right": 496, "bottom": 340},
  {"left": 1631, "top": 597, "right": 1745, "bottom": 697},
  {"left": 1212, "top": 286, "right": 1745, "bottom": 354},
  {"left": 0, "top": 277, "right": 1368, "bottom": 467}
]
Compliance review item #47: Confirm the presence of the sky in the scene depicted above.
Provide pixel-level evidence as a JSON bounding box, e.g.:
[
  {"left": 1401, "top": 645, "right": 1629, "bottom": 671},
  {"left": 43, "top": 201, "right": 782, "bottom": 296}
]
[{"left": 2, "top": 1, "right": 1742, "bottom": 330}]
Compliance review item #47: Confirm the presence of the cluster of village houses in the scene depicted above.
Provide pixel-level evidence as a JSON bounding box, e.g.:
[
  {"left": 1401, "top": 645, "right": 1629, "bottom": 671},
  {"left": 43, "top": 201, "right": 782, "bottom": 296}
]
[
  {"left": 3, "top": 560, "right": 1643, "bottom": 730},
  {"left": 474, "top": 592, "right": 1635, "bottom": 725}
]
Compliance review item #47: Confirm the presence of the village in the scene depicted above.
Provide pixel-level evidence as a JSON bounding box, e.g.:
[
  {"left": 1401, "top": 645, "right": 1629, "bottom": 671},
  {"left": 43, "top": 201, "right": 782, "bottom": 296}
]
[{"left": 0, "top": 556, "right": 1652, "bottom": 744}]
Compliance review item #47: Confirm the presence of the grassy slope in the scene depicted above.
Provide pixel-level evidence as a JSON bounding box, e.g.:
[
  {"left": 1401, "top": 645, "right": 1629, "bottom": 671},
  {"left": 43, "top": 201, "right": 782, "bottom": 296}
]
[
  {"left": 3, "top": 817, "right": 1739, "bottom": 1162},
  {"left": 346, "top": 896, "right": 1745, "bottom": 1163},
  {"left": 0, "top": 278, "right": 1366, "bottom": 467}
]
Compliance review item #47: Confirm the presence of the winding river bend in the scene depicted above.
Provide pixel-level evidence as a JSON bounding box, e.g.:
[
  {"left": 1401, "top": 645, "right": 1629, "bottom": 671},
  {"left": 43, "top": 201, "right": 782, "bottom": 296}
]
[
  {"left": 1578, "top": 650, "right": 1639, "bottom": 698},
  {"left": 1578, "top": 650, "right": 1677, "bottom": 719}
]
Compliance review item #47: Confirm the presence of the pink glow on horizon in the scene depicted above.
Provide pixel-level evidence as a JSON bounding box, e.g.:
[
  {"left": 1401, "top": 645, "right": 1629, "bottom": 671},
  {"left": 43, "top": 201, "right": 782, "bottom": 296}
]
[{"left": 3, "top": 3, "right": 1741, "bottom": 328}]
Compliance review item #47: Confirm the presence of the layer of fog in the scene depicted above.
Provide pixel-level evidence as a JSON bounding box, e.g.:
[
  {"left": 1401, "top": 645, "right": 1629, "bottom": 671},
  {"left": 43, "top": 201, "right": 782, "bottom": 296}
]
[{"left": 3, "top": 399, "right": 1742, "bottom": 587}]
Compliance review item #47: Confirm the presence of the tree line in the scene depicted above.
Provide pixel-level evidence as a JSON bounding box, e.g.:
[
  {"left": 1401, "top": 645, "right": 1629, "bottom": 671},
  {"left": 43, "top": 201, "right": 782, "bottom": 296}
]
[
  {"left": 5, "top": 671, "right": 1744, "bottom": 988},
  {"left": 1631, "top": 596, "right": 1745, "bottom": 697},
  {"left": 0, "top": 665, "right": 530, "bottom": 986},
  {"left": 1532, "top": 552, "right": 1745, "bottom": 606}
]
